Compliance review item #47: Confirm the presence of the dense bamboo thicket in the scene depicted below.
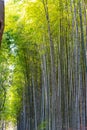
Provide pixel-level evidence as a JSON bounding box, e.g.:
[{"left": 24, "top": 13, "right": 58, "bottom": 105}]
[{"left": 0, "top": 0, "right": 87, "bottom": 130}]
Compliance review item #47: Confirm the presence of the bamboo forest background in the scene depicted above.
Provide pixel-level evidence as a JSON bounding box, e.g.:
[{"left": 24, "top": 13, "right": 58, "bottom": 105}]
[{"left": 0, "top": 0, "right": 87, "bottom": 130}]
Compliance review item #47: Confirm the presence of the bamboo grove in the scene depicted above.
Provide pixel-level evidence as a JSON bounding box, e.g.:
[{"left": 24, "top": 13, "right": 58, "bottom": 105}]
[{"left": 0, "top": 0, "right": 87, "bottom": 130}]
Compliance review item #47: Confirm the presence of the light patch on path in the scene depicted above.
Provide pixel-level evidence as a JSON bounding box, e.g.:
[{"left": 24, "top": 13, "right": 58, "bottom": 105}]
[{"left": 7, "top": 122, "right": 17, "bottom": 130}]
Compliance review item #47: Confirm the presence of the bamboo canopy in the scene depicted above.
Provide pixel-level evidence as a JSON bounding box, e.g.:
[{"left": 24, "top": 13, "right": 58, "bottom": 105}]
[{"left": 0, "top": 0, "right": 4, "bottom": 45}]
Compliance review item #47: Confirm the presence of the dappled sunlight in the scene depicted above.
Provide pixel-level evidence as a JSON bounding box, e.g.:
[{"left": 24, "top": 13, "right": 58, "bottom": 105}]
[{"left": 30, "top": 0, "right": 36, "bottom": 2}]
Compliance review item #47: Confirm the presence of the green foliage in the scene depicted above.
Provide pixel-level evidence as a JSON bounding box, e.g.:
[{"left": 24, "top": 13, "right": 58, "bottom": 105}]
[{"left": 38, "top": 121, "right": 48, "bottom": 130}]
